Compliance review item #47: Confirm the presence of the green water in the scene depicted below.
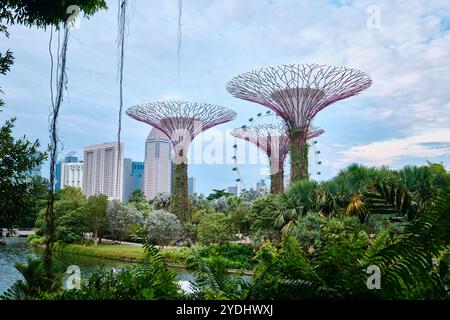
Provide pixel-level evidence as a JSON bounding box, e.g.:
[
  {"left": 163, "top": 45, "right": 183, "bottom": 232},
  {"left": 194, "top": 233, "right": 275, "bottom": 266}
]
[{"left": 0, "top": 237, "right": 194, "bottom": 294}]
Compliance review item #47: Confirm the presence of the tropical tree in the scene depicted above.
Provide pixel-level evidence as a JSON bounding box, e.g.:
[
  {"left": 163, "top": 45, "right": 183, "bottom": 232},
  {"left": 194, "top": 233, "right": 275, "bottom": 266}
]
[
  {"left": 0, "top": 117, "right": 46, "bottom": 230},
  {"left": 85, "top": 194, "right": 108, "bottom": 242},
  {"left": 274, "top": 180, "right": 318, "bottom": 233},
  {"left": 145, "top": 210, "right": 182, "bottom": 246},
  {"left": 207, "top": 189, "right": 233, "bottom": 201},
  {"left": 107, "top": 200, "right": 143, "bottom": 242},
  {"left": 197, "top": 212, "right": 235, "bottom": 245},
  {"left": 150, "top": 192, "right": 171, "bottom": 210}
]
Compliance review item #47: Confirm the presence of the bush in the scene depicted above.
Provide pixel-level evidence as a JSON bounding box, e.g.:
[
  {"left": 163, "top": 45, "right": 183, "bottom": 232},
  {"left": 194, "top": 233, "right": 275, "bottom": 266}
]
[
  {"left": 197, "top": 212, "right": 235, "bottom": 245},
  {"left": 187, "top": 243, "right": 255, "bottom": 270},
  {"left": 56, "top": 207, "right": 88, "bottom": 243},
  {"left": 150, "top": 192, "right": 171, "bottom": 210},
  {"left": 27, "top": 234, "right": 45, "bottom": 246},
  {"left": 145, "top": 210, "right": 182, "bottom": 246},
  {"left": 248, "top": 195, "right": 279, "bottom": 243},
  {"left": 107, "top": 200, "right": 143, "bottom": 241}
]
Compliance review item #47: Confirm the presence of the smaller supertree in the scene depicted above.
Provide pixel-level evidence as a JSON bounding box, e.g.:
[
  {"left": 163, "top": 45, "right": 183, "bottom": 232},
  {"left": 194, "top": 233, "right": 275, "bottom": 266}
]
[
  {"left": 231, "top": 124, "right": 324, "bottom": 194},
  {"left": 126, "top": 101, "right": 236, "bottom": 222},
  {"left": 227, "top": 63, "right": 372, "bottom": 183}
]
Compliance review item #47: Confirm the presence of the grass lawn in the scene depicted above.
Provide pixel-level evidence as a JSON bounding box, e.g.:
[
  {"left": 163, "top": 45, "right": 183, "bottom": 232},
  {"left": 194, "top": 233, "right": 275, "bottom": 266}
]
[{"left": 52, "top": 242, "right": 192, "bottom": 265}]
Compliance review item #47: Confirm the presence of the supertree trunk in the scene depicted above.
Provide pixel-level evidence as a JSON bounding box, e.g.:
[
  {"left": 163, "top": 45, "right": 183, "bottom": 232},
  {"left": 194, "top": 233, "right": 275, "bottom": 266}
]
[
  {"left": 270, "top": 168, "right": 285, "bottom": 194},
  {"left": 231, "top": 123, "right": 323, "bottom": 193},
  {"left": 171, "top": 162, "right": 190, "bottom": 223},
  {"left": 289, "top": 128, "right": 309, "bottom": 182}
]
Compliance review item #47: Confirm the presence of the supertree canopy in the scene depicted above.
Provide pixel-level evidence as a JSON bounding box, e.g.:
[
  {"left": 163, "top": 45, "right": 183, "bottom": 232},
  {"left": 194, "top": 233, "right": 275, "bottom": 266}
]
[
  {"left": 231, "top": 123, "right": 324, "bottom": 194},
  {"left": 126, "top": 101, "right": 236, "bottom": 222},
  {"left": 227, "top": 63, "right": 372, "bottom": 183}
]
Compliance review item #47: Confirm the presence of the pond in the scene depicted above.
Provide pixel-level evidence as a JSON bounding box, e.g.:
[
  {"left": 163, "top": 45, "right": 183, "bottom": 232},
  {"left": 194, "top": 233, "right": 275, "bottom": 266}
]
[{"left": 0, "top": 237, "right": 195, "bottom": 295}]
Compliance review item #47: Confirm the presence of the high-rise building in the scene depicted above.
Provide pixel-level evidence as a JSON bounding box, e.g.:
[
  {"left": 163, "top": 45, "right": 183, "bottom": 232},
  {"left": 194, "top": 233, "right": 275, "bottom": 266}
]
[
  {"left": 60, "top": 161, "right": 83, "bottom": 189},
  {"left": 227, "top": 185, "right": 239, "bottom": 196},
  {"left": 123, "top": 159, "right": 144, "bottom": 202},
  {"left": 188, "top": 177, "right": 196, "bottom": 195},
  {"left": 256, "top": 179, "right": 268, "bottom": 194},
  {"left": 144, "top": 128, "right": 172, "bottom": 200},
  {"left": 29, "top": 151, "right": 42, "bottom": 178},
  {"left": 56, "top": 155, "right": 80, "bottom": 191},
  {"left": 82, "top": 142, "right": 124, "bottom": 201}
]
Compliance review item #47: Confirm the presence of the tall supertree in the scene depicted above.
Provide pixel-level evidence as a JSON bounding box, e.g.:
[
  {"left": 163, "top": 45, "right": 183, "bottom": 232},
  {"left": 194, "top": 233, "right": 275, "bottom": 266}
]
[
  {"left": 231, "top": 124, "right": 324, "bottom": 194},
  {"left": 126, "top": 101, "right": 236, "bottom": 222},
  {"left": 227, "top": 63, "right": 372, "bottom": 183}
]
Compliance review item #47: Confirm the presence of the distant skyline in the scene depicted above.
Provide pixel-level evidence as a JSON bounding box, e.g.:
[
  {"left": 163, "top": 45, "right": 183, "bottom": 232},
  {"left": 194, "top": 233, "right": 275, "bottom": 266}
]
[{"left": 1, "top": 0, "right": 449, "bottom": 194}]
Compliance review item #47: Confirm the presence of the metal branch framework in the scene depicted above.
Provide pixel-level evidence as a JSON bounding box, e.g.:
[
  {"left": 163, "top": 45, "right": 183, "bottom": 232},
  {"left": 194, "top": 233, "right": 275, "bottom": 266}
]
[
  {"left": 227, "top": 63, "right": 372, "bottom": 182},
  {"left": 127, "top": 101, "right": 236, "bottom": 146},
  {"left": 126, "top": 100, "right": 236, "bottom": 222},
  {"left": 231, "top": 123, "right": 324, "bottom": 193}
]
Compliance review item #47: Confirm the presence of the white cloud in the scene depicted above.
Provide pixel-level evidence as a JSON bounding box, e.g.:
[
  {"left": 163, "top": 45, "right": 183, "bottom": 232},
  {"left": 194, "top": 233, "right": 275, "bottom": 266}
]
[{"left": 332, "top": 128, "right": 450, "bottom": 172}]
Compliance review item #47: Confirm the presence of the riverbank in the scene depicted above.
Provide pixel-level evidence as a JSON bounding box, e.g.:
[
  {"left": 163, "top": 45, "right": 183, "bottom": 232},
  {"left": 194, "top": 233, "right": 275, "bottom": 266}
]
[
  {"left": 51, "top": 242, "right": 189, "bottom": 266},
  {"left": 34, "top": 241, "right": 254, "bottom": 276}
]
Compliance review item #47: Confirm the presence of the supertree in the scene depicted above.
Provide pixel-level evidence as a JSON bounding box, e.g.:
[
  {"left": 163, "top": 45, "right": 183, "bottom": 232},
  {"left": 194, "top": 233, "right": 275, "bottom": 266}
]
[
  {"left": 231, "top": 123, "right": 324, "bottom": 194},
  {"left": 227, "top": 63, "right": 372, "bottom": 183},
  {"left": 126, "top": 101, "right": 236, "bottom": 222}
]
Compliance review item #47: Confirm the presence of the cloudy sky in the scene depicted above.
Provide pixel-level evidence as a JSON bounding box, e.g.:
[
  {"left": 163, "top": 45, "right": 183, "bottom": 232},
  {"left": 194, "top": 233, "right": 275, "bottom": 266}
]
[{"left": 1, "top": 0, "right": 449, "bottom": 194}]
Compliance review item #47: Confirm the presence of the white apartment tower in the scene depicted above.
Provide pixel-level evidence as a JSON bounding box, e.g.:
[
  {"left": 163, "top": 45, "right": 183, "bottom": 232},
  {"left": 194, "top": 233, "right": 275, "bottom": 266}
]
[
  {"left": 61, "top": 162, "right": 83, "bottom": 189},
  {"left": 82, "top": 142, "right": 124, "bottom": 201},
  {"left": 144, "top": 128, "right": 172, "bottom": 199}
]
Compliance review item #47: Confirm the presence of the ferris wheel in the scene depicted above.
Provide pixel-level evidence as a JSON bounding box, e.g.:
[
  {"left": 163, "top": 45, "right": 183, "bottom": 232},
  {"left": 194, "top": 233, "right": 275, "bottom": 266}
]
[{"left": 230, "top": 111, "right": 323, "bottom": 192}]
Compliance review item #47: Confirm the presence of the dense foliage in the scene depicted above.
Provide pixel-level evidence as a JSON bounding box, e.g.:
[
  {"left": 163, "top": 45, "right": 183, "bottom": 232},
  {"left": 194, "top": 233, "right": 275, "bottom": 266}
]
[
  {"left": 144, "top": 210, "right": 182, "bottom": 246},
  {"left": 0, "top": 117, "right": 47, "bottom": 229},
  {"left": 3, "top": 163, "right": 449, "bottom": 300}
]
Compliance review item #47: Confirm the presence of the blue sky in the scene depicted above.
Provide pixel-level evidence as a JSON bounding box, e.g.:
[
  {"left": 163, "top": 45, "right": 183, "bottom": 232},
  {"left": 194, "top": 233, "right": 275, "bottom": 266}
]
[{"left": 1, "top": 0, "right": 450, "bottom": 194}]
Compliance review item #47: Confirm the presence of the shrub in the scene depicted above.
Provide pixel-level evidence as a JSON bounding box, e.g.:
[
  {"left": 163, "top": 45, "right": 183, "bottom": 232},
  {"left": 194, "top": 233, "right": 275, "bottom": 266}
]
[
  {"left": 145, "top": 210, "right": 182, "bottom": 246},
  {"left": 187, "top": 243, "right": 255, "bottom": 270},
  {"left": 197, "top": 212, "right": 235, "bottom": 245},
  {"left": 107, "top": 200, "right": 143, "bottom": 241}
]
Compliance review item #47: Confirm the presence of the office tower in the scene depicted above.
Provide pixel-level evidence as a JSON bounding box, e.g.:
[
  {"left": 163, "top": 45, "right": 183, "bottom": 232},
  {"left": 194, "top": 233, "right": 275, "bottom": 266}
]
[
  {"left": 188, "top": 177, "right": 196, "bottom": 195},
  {"left": 55, "top": 155, "right": 79, "bottom": 191},
  {"left": 29, "top": 151, "right": 42, "bottom": 178},
  {"left": 227, "top": 185, "right": 239, "bottom": 196},
  {"left": 122, "top": 158, "right": 132, "bottom": 202},
  {"left": 123, "top": 159, "right": 144, "bottom": 202},
  {"left": 144, "top": 128, "right": 172, "bottom": 200},
  {"left": 60, "top": 161, "right": 83, "bottom": 189},
  {"left": 82, "top": 142, "right": 124, "bottom": 200}
]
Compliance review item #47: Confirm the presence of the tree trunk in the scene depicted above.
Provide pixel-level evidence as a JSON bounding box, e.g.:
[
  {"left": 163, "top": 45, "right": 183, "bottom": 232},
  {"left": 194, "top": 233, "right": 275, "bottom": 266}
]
[
  {"left": 270, "top": 169, "right": 285, "bottom": 194},
  {"left": 289, "top": 128, "right": 309, "bottom": 184},
  {"left": 170, "top": 162, "right": 190, "bottom": 223}
]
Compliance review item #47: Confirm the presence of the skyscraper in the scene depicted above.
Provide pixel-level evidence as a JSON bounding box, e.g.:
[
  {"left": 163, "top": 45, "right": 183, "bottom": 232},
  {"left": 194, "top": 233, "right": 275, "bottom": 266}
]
[
  {"left": 188, "top": 177, "right": 196, "bottom": 195},
  {"left": 82, "top": 142, "right": 124, "bottom": 200},
  {"left": 29, "top": 151, "right": 42, "bottom": 178},
  {"left": 123, "top": 159, "right": 144, "bottom": 202},
  {"left": 60, "top": 161, "right": 83, "bottom": 189},
  {"left": 144, "top": 128, "right": 172, "bottom": 200},
  {"left": 227, "top": 185, "right": 239, "bottom": 196},
  {"left": 56, "top": 155, "right": 80, "bottom": 191}
]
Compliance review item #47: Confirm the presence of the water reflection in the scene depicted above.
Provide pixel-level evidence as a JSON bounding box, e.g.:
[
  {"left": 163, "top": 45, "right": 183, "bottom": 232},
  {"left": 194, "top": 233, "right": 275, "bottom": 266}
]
[{"left": 0, "top": 237, "right": 195, "bottom": 294}]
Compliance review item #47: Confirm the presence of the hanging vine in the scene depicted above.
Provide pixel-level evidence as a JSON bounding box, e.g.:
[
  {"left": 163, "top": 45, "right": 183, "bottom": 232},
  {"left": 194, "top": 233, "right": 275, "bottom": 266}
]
[
  {"left": 45, "top": 24, "right": 70, "bottom": 279},
  {"left": 116, "top": 0, "right": 128, "bottom": 196}
]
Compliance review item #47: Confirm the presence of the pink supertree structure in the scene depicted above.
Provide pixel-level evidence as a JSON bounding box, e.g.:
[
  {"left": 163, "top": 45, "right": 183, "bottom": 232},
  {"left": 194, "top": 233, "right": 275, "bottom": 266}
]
[
  {"left": 126, "top": 101, "right": 236, "bottom": 222},
  {"left": 227, "top": 63, "right": 372, "bottom": 183},
  {"left": 231, "top": 123, "right": 324, "bottom": 194}
]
